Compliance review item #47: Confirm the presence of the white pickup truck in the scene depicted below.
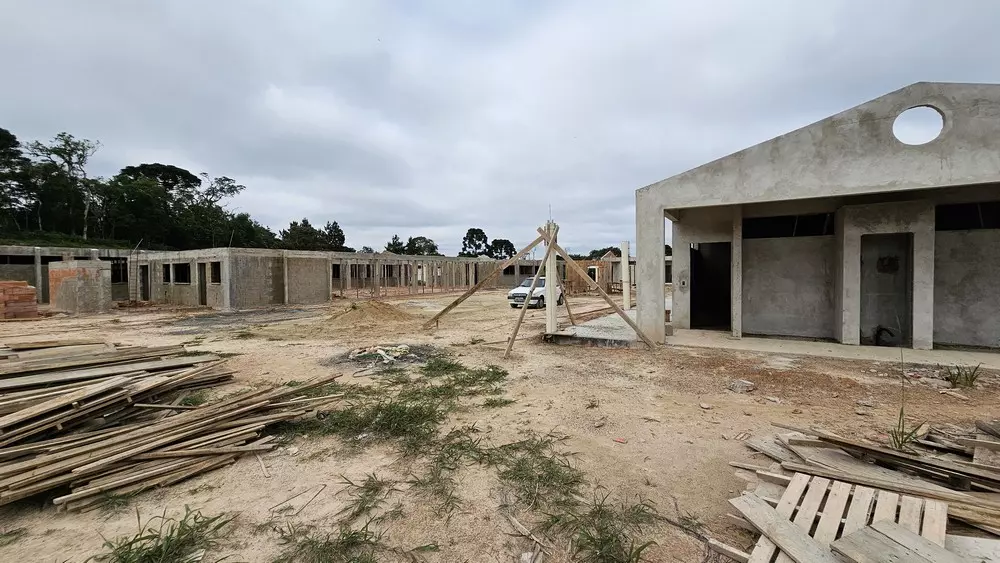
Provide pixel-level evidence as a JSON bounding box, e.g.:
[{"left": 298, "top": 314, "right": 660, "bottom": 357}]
[{"left": 507, "top": 276, "right": 564, "bottom": 309}]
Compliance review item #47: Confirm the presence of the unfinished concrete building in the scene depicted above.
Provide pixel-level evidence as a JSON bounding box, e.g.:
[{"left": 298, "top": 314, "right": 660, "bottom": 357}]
[
  {"left": 0, "top": 245, "right": 131, "bottom": 304},
  {"left": 128, "top": 248, "right": 542, "bottom": 310},
  {"left": 636, "top": 82, "right": 1000, "bottom": 350}
]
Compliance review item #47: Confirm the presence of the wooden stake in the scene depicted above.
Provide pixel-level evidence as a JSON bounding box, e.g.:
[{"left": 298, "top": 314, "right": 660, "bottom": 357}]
[
  {"left": 504, "top": 226, "right": 558, "bottom": 359},
  {"left": 423, "top": 234, "right": 545, "bottom": 328},
  {"left": 554, "top": 275, "right": 576, "bottom": 326},
  {"left": 536, "top": 228, "right": 655, "bottom": 349}
]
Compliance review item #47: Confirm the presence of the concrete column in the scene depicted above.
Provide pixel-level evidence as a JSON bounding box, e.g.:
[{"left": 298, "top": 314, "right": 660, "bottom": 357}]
[
  {"left": 89, "top": 248, "right": 99, "bottom": 261},
  {"left": 545, "top": 221, "right": 558, "bottom": 334},
  {"left": 374, "top": 259, "right": 381, "bottom": 297},
  {"left": 636, "top": 192, "right": 667, "bottom": 343},
  {"left": 621, "top": 241, "right": 631, "bottom": 310},
  {"left": 327, "top": 258, "right": 333, "bottom": 301},
  {"left": 912, "top": 222, "right": 935, "bottom": 350},
  {"left": 731, "top": 205, "right": 743, "bottom": 338},
  {"left": 221, "top": 255, "right": 233, "bottom": 311},
  {"left": 33, "top": 247, "right": 42, "bottom": 304},
  {"left": 836, "top": 209, "right": 861, "bottom": 345},
  {"left": 344, "top": 259, "right": 352, "bottom": 292},
  {"left": 411, "top": 261, "right": 418, "bottom": 293},
  {"left": 282, "top": 251, "right": 289, "bottom": 305}
]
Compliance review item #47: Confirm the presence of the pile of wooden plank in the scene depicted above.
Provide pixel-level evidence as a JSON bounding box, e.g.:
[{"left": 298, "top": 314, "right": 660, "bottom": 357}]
[
  {"left": 712, "top": 422, "right": 1000, "bottom": 562},
  {"left": 0, "top": 338, "right": 342, "bottom": 511},
  {"left": 0, "top": 281, "right": 38, "bottom": 319}
]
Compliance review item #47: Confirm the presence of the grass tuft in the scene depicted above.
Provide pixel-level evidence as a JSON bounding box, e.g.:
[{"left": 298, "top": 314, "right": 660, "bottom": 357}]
[
  {"left": 482, "top": 397, "right": 516, "bottom": 408},
  {"left": 337, "top": 474, "right": 399, "bottom": 522},
  {"left": 179, "top": 390, "right": 209, "bottom": 407},
  {"left": 0, "top": 527, "right": 26, "bottom": 548},
  {"left": 944, "top": 363, "right": 983, "bottom": 388},
  {"left": 541, "top": 492, "right": 657, "bottom": 563},
  {"left": 419, "top": 357, "right": 465, "bottom": 378},
  {"left": 97, "top": 492, "right": 138, "bottom": 516},
  {"left": 490, "top": 434, "right": 585, "bottom": 510},
  {"left": 87, "top": 507, "right": 232, "bottom": 563},
  {"left": 273, "top": 522, "right": 383, "bottom": 563}
]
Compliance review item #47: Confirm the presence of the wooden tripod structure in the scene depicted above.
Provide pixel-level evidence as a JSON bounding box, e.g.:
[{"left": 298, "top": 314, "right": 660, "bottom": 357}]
[{"left": 423, "top": 222, "right": 655, "bottom": 356}]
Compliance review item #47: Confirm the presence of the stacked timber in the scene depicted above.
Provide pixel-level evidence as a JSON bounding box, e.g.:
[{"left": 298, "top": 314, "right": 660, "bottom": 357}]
[
  {"left": 0, "top": 281, "right": 38, "bottom": 319},
  {"left": 715, "top": 422, "right": 1000, "bottom": 562},
  {"left": 0, "top": 339, "right": 342, "bottom": 511}
]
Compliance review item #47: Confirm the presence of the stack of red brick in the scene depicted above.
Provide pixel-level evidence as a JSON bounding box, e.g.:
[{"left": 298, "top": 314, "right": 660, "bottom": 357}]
[{"left": 0, "top": 281, "right": 38, "bottom": 319}]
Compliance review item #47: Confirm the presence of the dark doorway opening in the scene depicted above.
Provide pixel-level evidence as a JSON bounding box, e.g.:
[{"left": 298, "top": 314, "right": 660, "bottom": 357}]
[
  {"left": 860, "top": 233, "right": 913, "bottom": 347},
  {"left": 139, "top": 265, "right": 149, "bottom": 301},
  {"left": 690, "top": 242, "right": 731, "bottom": 330},
  {"left": 197, "top": 263, "right": 208, "bottom": 306}
]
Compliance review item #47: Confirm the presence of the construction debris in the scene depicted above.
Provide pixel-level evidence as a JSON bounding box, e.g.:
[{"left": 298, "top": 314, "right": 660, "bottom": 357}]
[
  {"left": 729, "top": 421, "right": 1000, "bottom": 561},
  {"left": 0, "top": 338, "right": 342, "bottom": 511}
]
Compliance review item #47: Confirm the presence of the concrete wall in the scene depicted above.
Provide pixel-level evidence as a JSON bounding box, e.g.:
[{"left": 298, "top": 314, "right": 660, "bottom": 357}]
[
  {"left": 742, "top": 237, "right": 835, "bottom": 338},
  {"left": 48, "top": 260, "right": 112, "bottom": 314},
  {"left": 667, "top": 206, "right": 735, "bottom": 330},
  {"left": 638, "top": 82, "right": 1000, "bottom": 211},
  {"left": 934, "top": 230, "right": 1000, "bottom": 347},
  {"left": 230, "top": 253, "right": 282, "bottom": 309},
  {"left": 286, "top": 257, "right": 330, "bottom": 304}
]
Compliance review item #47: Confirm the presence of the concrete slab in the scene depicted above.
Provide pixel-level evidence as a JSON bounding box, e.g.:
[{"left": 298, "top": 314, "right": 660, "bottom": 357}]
[
  {"left": 546, "top": 303, "right": 673, "bottom": 349},
  {"left": 666, "top": 329, "right": 1000, "bottom": 369}
]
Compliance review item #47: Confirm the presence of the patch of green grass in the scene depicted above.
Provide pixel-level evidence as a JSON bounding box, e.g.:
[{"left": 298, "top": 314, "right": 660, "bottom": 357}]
[
  {"left": 337, "top": 474, "right": 399, "bottom": 522},
  {"left": 0, "top": 528, "right": 26, "bottom": 548},
  {"left": 489, "top": 434, "right": 585, "bottom": 510},
  {"left": 482, "top": 397, "right": 516, "bottom": 408},
  {"left": 276, "top": 397, "right": 445, "bottom": 450},
  {"left": 419, "top": 357, "right": 465, "bottom": 378},
  {"left": 273, "top": 522, "right": 383, "bottom": 563},
  {"left": 178, "top": 390, "right": 209, "bottom": 407},
  {"left": 541, "top": 492, "right": 657, "bottom": 563},
  {"left": 87, "top": 507, "right": 232, "bottom": 563},
  {"left": 944, "top": 363, "right": 983, "bottom": 388}
]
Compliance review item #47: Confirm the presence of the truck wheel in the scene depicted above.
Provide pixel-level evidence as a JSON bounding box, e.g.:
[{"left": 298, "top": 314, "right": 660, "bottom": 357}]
[
  {"left": 557, "top": 295, "right": 564, "bottom": 305},
  {"left": 535, "top": 297, "right": 544, "bottom": 309},
  {"left": 510, "top": 303, "right": 518, "bottom": 308}
]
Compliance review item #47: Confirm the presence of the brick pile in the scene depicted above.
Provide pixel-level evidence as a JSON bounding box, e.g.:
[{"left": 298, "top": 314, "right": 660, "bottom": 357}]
[{"left": 0, "top": 281, "right": 38, "bottom": 319}]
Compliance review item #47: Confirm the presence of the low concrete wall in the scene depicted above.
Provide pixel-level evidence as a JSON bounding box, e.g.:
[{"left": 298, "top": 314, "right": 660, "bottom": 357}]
[
  {"left": 934, "top": 230, "right": 1000, "bottom": 347},
  {"left": 742, "top": 236, "right": 836, "bottom": 338},
  {"left": 230, "top": 254, "right": 282, "bottom": 309},
  {"left": 286, "top": 257, "right": 330, "bottom": 304},
  {"left": 48, "top": 260, "right": 112, "bottom": 314}
]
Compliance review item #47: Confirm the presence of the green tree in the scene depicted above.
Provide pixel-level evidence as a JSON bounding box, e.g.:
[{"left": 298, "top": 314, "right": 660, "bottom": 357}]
[
  {"left": 385, "top": 234, "right": 405, "bottom": 253},
  {"left": 279, "top": 218, "right": 325, "bottom": 250},
  {"left": 587, "top": 246, "right": 621, "bottom": 260},
  {"left": 403, "top": 236, "right": 440, "bottom": 256},
  {"left": 459, "top": 227, "right": 489, "bottom": 257},
  {"left": 322, "top": 221, "right": 350, "bottom": 251},
  {"left": 664, "top": 244, "right": 672, "bottom": 256},
  {"left": 0, "top": 128, "right": 29, "bottom": 231},
  {"left": 228, "top": 213, "right": 279, "bottom": 248},
  {"left": 359, "top": 246, "right": 375, "bottom": 254},
  {"left": 487, "top": 238, "right": 516, "bottom": 259},
  {"left": 27, "top": 132, "right": 100, "bottom": 239}
]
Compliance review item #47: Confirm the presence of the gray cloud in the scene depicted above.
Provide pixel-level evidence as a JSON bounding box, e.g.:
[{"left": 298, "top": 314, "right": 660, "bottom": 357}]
[{"left": 3, "top": 0, "right": 999, "bottom": 255}]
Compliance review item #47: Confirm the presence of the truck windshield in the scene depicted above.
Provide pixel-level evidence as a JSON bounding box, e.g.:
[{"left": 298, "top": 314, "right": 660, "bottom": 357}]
[{"left": 519, "top": 278, "right": 544, "bottom": 288}]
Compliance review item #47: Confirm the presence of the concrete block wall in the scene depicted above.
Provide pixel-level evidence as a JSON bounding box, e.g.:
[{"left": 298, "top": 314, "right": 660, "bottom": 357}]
[
  {"left": 229, "top": 253, "right": 282, "bottom": 309},
  {"left": 48, "top": 260, "right": 112, "bottom": 314},
  {"left": 742, "top": 236, "right": 836, "bottom": 338},
  {"left": 286, "top": 257, "right": 330, "bottom": 304},
  {"left": 934, "top": 229, "right": 1000, "bottom": 347}
]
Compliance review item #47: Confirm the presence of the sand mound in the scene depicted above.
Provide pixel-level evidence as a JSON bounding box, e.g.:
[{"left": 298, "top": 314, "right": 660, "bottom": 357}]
[{"left": 326, "top": 300, "right": 415, "bottom": 327}]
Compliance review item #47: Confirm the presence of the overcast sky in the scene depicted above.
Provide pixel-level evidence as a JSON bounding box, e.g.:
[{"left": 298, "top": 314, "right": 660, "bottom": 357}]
[{"left": 2, "top": 1, "right": 998, "bottom": 255}]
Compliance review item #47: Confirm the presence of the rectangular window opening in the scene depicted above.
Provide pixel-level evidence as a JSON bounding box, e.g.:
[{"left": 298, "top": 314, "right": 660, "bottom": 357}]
[
  {"left": 743, "top": 213, "right": 834, "bottom": 239},
  {"left": 210, "top": 261, "right": 222, "bottom": 284},
  {"left": 173, "top": 263, "right": 192, "bottom": 284},
  {"left": 162, "top": 264, "right": 171, "bottom": 284},
  {"left": 936, "top": 201, "right": 1000, "bottom": 231}
]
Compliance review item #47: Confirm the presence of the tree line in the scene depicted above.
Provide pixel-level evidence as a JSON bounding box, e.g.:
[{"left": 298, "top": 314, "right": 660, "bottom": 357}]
[{"left": 0, "top": 127, "right": 630, "bottom": 257}]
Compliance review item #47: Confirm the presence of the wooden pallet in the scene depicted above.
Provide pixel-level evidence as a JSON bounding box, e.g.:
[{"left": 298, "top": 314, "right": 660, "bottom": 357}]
[{"left": 747, "top": 473, "right": 948, "bottom": 563}]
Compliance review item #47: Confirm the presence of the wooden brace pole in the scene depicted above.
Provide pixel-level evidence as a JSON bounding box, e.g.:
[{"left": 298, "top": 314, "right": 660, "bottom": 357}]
[
  {"left": 554, "top": 275, "right": 576, "bottom": 325},
  {"left": 536, "top": 227, "right": 655, "bottom": 349},
  {"left": 504, "top": 225, "right": 558, "bottom": 358},
  {"left": 423, "top": 234, "right": 545, "bottom": 328}
]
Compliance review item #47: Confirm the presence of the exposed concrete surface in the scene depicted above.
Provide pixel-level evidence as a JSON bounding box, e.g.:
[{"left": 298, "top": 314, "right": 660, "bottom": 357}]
[
  {"left": 48, "top": 260, "right": 112, "bottom": 314},
  {"left": 285, "top": 257, "right": 330, "bottom": 304},
  {"left": 229, "top": 253, "right": 282, "bottom": 309},
  {"left": 638, "top": 82, "right": 1000, "bottom": 210},
  {"left": 935, "top": 230, "right": 1000, "bottom": 347},
  {"left": 666, "top": 329, "right": 1000, "bottom": 370},
  {"left": 742, "top": 236, "right": 835, "bottom": 339}
]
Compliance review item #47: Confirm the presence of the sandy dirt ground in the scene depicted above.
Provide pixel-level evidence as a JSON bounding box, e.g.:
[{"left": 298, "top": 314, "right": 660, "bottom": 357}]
[{"left": 0, "top": 289, "right": 996, "bottom": 562}]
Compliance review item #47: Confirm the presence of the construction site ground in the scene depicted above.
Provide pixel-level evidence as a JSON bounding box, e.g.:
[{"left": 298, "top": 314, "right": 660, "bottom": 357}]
[{"left": 0, "top": 289, "right": 996, "bottom": 562}]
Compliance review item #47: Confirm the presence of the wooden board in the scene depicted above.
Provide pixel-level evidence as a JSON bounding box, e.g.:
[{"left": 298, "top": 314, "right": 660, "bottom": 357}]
[
  {"left": 0, "top": 354, "right": 219, "bottom": 391},
  {"left": 746, "top": 436, "right": 800, "bottom": 463},
  {"left": 744, "top": 473, "right": 950, "bottom": 562},
  {"left": 729, "top": 494, "right": 840, "bottom": 563},
  {"left": 831, "top": 522, "right": 963, "bottom": 563}
]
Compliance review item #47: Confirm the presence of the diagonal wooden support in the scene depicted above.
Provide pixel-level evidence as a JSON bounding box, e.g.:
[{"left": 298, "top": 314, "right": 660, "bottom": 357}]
[
  {"left": 554, "top": 275, "right": 575, "bottom": 325},
  {"left": 536, "top": 228, "right": 655, "bottom": 349},
  {"left": 423, "top": 234, "right": 545, "bottom": 328},
  {"left": 504, "top": 225, "right": 559, "bottom": 359}
]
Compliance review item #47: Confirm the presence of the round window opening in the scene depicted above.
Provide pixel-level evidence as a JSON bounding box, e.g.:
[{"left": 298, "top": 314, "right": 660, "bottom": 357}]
[{"left": 892, "top": 105, "right": 944, "bottom": 145}]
